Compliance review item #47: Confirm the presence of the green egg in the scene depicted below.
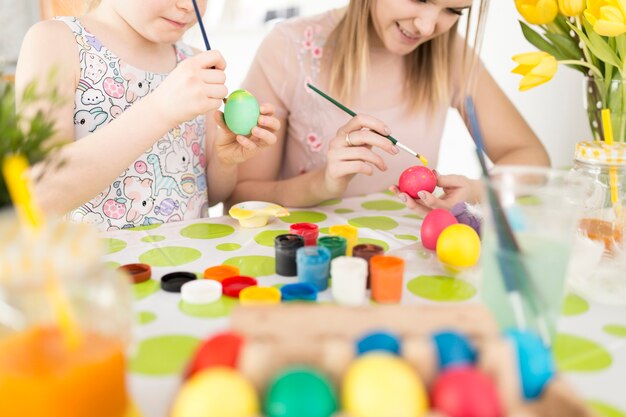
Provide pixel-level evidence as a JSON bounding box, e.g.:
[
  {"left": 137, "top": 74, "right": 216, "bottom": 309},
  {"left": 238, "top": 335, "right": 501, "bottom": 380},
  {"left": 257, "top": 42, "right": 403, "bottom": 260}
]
[
  {"left": 265, "top": 366, "right": 338, "bottom": 417},
  {"left": 224, "top": 89, "right": 260, "bottom": 136}
]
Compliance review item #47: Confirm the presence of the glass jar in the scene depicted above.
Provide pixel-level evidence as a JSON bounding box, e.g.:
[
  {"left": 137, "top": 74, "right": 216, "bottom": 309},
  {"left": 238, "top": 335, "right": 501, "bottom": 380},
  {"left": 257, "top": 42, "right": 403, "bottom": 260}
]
[
  {"left": 570, "top": 141, "right": 626, "bottom": 305},
  {"left": 0, "top": 213, "right": 134, "bottom": 417}
]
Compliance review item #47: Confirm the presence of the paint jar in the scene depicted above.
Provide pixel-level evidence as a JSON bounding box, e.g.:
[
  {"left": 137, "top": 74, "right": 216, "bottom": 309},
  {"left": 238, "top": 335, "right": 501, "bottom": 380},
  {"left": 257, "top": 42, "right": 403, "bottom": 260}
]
[
  {"left": 296, "top": 246, "right": 331, "bottom": 291},
  {"left": 329, "top": 224, "right": 358, "bottom": 255},
  {"left": 370, "top": 255, "right": 405, "bottom": 304},
  {"left": 330, "top": 256, "right": 368, "bottom": 306},
  {"left": 317, "top": 235, "right": 347, "bottom": 261},
  {"left": 274, "top": 234, "right": 305, "bottom": 277},
  {"left": 289, "top": 223, "right": 319, "bottom": 246},
  {"left": 352, "top": 243, "right": 385, "bottom": 289}
]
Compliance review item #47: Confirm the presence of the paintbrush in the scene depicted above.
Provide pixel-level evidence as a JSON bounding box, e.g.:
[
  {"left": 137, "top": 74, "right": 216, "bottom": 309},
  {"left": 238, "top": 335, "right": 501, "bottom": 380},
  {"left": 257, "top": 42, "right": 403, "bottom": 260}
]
[
  {"left": 192, "top": 0, "right": 211, "bottom": 51},
  {"left": 306, "top": 83, "right": 429, "bottom": 165},
  {"left": 465, "top": 96, "right": 550, "bottom": 344}
]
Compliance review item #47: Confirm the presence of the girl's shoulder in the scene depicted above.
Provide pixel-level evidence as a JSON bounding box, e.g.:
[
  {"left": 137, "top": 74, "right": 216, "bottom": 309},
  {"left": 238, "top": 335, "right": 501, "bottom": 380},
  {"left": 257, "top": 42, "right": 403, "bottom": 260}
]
[{"left": 269, "top": 9, "right": 342, "bottom": 44}]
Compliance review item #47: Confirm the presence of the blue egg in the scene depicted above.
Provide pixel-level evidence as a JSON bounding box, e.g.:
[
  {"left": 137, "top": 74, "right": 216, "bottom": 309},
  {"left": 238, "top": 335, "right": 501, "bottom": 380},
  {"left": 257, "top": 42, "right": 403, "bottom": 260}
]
[
  {"left": 433, "top": 330, "right": 477, "bottom": 370},
  {"left": 356, "top": 331, "right": 401, "bottom": 356},
  {"left": 504, "top": 328, "right": 555, "bottom": 399}
]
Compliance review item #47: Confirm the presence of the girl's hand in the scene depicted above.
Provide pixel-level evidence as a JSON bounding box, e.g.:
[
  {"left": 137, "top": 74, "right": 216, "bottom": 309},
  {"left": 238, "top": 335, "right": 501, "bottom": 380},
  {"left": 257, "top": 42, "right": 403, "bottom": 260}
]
[
  {"left": 389, "top": 173, "right": 481, "bottom": 216},
  {"left": 323, "top": 115, "right": 400, "bottom": 197},
  {"left": 213, "top": 102, "right": 280, "bottom": 165},
  {"left": 153, "top": 50, "right": 228, "bottom": 126}
]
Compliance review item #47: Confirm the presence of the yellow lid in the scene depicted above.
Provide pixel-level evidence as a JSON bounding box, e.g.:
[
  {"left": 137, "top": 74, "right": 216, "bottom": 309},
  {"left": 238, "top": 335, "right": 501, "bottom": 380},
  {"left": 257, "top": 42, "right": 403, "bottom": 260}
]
[
  {"left": 239, "top": 286, "right": 282, "bottom": 305},
  {"left": 575, "top": 141, "right": 626, "bottom": 165}
]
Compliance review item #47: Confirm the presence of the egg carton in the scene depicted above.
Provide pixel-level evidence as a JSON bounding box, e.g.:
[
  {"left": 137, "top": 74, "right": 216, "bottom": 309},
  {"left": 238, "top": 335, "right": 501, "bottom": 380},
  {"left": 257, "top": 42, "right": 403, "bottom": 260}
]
[{"left": 230, "top": 304, "right": 596, "bottom": 417}]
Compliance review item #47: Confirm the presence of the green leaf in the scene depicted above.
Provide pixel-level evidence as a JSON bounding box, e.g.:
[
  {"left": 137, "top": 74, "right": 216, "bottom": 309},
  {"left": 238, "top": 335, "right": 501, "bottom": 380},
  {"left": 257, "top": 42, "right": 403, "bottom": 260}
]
[
  {"left": 545, "top": 32, "right": 584, "bottom": 61},
  {"left": 568, "top": 21, "right": 622, "bottom": 69},
  {"left": 519, "top": 21, "right": 563, "bottom": 59}
]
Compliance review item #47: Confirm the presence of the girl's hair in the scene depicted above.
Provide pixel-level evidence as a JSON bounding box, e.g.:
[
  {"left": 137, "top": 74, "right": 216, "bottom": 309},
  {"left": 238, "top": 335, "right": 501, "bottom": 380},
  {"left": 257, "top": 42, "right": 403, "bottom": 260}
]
[{"left": 326, "top": 0, "right": 466, "bottom": 113}]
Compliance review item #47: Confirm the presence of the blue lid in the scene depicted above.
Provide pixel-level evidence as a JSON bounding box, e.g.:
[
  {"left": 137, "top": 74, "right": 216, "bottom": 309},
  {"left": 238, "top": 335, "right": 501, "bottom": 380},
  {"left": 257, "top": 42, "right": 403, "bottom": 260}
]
[
  {"left": 433, "top": 330, "right": 476, "bottom": 370},
  {"left": 280, "top": 283, "right": 318, "bottom": 301},
  {"left": 356, "top": 331, "right": 401, "bottom": 356}
]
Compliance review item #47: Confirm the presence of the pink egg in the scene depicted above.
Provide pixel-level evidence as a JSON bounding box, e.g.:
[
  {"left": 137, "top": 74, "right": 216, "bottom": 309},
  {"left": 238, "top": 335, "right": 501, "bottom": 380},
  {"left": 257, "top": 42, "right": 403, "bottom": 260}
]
[
  {"left": 421, "top": 209, "right": 458, "bottom": 250},
  {"left": 431, "top": 366, "right": 503, "bottom": 417},
  {"left": 398, "top": 166, "right": 437, "bottom": 199}
]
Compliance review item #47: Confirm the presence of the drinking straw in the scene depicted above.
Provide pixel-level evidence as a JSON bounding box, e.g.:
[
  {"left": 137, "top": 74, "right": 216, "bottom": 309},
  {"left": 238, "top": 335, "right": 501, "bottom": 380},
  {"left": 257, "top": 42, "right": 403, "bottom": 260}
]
[
  {"left": 192, "top": 0, "right": 211, "bottom": 51},
  {"left": 601, "top": 108, "right": 621, "bottom": 217},
  {"left": 1, "top": 154, "right": 81, "bottom": 349},
  {"left": 306, "top": 83, "right": 429, "bottom": 165}
]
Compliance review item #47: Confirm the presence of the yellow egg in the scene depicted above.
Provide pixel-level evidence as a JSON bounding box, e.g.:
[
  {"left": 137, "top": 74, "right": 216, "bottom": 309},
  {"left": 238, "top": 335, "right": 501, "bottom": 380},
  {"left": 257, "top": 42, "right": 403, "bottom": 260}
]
[
  {"left": 342, "top": 353, "right": 428, "bottom": 417},
  {"left": 436, "top": 224, "right": 481, "bottom": 269},
  {"left": 171, "top": 367, "right": 259, "bottom": 417}
]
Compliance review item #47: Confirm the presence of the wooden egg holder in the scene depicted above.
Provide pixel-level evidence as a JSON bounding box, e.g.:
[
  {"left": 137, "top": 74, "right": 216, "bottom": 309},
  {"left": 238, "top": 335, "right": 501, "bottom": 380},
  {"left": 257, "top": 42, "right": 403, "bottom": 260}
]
[{"left": 231, "top": 304, "right": 596, "bottom": 417}]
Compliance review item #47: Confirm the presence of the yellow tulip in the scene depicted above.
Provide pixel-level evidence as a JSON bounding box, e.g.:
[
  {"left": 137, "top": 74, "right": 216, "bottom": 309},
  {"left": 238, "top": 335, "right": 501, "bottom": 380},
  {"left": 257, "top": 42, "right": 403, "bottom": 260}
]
[
  {"left": 584, "top": 0, "right": 626, "bottom": 37},
  {"left": 515, "top": 0, "right": 559, "bottom": 24},
  {"left": 558, "top": 0, "right": 585, "bottom": 15},
  {"left": 512, "top": 51, "right": 558, "bottom": 91}
]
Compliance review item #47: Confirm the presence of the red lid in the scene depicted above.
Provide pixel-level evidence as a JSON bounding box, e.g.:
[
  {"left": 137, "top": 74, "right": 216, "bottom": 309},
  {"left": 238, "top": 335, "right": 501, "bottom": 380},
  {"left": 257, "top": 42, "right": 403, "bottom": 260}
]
[
  {"left": 289, "top": 222, "right": 319, "bottom": 235},
  {"left": 222, "top": 276, "right": 258, "bottom": 298}
]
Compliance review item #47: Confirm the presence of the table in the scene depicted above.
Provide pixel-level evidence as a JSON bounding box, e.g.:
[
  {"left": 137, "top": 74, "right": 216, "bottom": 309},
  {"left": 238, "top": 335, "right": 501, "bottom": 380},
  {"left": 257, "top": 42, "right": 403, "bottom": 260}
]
[{"left": 101, "top": 191, "right": 626, "bottom": 417}]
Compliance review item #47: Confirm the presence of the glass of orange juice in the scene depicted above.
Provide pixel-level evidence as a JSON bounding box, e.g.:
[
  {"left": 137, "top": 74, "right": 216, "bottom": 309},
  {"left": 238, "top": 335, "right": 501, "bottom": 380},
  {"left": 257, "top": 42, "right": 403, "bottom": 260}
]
[{"left": 0, "top": 217, "right": 133, "bottom": 417}]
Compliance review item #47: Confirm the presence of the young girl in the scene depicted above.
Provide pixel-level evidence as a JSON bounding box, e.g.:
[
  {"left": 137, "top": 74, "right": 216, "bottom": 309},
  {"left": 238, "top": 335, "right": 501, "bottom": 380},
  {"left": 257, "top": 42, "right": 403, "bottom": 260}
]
[
  {"left": 15, "top": 0, "right": 280, "bottom": 230},
  {"left": 230, "top": 0, "right": 549, "bottom": 213}
]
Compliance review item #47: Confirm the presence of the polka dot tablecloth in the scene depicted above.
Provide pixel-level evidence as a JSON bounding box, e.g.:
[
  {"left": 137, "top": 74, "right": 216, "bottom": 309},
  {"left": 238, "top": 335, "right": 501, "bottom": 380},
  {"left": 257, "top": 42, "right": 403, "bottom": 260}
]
[{"left": 101, "top": 192, "right": 626, "bottom": 417}]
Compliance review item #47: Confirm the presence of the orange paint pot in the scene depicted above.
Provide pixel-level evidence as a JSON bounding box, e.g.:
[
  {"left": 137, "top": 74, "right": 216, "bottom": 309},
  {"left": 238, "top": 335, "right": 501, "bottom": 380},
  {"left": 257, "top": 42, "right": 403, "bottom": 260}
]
[
  {"left": 579, "top": 218, "right": 624, "bottom": 252},
  {"left": 370, "top": 255, "right": 405, "bottom": 304},
  {"left": 0, "top": 326, "right": 128, "bottom": 417},
  {"left": 203, "top": 265, "right": 240, "bottom": 282}
]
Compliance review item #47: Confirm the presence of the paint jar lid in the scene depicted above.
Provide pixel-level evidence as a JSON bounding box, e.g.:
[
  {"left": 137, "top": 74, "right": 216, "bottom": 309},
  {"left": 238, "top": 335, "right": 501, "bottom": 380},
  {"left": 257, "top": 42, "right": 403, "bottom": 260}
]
[
  {"left": 181, "top": 279, "right": 222, "bottom": 305},
  {"left": 118, "top": 263, "right": 151, "bottom": 284},
  {"left": 280, "top": 282, "right": 318, "bottom": 301},
  {"left": 222, "top": 276, "right": 258, "bottom": 298},
  {"left": 239, "top": 286, "right": 282, "bottom": 305},
  {"left": 161, "top": 271, "right": 196, "bottom": 292},
  {"left": 203, "top": 265, "right": 240, "bottom": 282}
]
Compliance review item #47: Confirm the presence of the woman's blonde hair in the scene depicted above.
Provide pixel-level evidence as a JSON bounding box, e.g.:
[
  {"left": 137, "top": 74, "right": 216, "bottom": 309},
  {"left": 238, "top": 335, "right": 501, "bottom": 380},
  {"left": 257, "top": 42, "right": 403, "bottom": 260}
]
[{"left": 326, "top": 0, "right": 463, "bottom": 112}]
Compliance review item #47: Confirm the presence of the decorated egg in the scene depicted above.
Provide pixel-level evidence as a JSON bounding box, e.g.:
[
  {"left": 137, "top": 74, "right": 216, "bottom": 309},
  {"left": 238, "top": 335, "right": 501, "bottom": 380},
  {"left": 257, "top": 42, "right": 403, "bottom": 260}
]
[
  {"left": 224, "top": 89, "right": 260, "bottom": 136},
  {"left": 398, "top": 166, "right": 437, "bottom": 199},
  {"left": 433, "top": 330, "right": 476, "bottom": 370},
  {"left": 421, "top": 209, "right": 458, "bottom": 250},
  {"left": 184, "top": 332, "right": 244, "bottom": 379},
  {"left": 265, "top": 366, "right": 338, "bottom": 417},
  {"left": 431, "top": 366, "right": 503, "bottom": 417},
  {"left": 171, "top": 367, "right": 259, "bottom": 417},
  {"left": 343, "top": 353, "right": 428, "bottom": 417},
  {"left": 504, "top": 329, "right": 555, "bottom": 400},
  {"left": 436, "top": 224, "right": 481, "bottom": 270}
]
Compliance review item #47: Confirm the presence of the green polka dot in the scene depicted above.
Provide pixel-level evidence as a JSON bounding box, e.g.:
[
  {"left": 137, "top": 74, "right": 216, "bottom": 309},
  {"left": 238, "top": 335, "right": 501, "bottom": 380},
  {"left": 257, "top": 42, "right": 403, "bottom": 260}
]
[
  {"left": 254, "top": 230, "right": 290, "bottom": 247},
  {"left": 103, "top": 261, "right": 120, "bottom": 269},
  {"left": 279, "top": 211, "right": 327, "bottom": 224},
  {"left": 133, "top": 279, "right": 160, "bottom": 301},
  {"left": 137, "top": 311, "right": 156, "bottom": 325},
  {"left": 603, "top": 324, "right": 626, "bottom": 338},
  {"left": 129, "top": 224, "right": 162, "bottom": 231},
  {"left": 361, "top": 199, "right": 405, "bottom": 211},
  {"left": 356, "top": 238, "right": 390, "bottom": 252},
  {"left": 517, "top": 195, "right": 542, "bottom": 206},
  {"left": 141, "top": 235, "right": 166, "bottom": 243},
  {"left": 180, "top": 223, "right": 235, "bottom": 239},
  {"left": 554, "top": 333, "right": 612, "bottom": 372},
  {"left": 395, "top": 234, "right": 418, "bottom": 241},
  {"left": 407, "top": 275, "right": 477, "bottom": 302},
  {"left": 216, "top": 243, "right": 241, "bottom": 251},
  {"left": 179, "top": 297, "right": 238, "bottom": 318},
  {"left": 319, "top": 198, "right": 342, "bottom": 206},
  {"left": 319, "top": 227, "right": 329, "bottom": 235},
  {"left": 139, "top": 246, "right": 201, "bottom": 267},
  {"left": 224, "top": 256, "right": 275, "bottom": 277},
  {"left": 382, "top": 190, "right": 395, "bottom": 196},
  {"left": 588, "top": 401, "right": 626, "bottom": 417},
  {"left": 404, "top": 214, "right": 423, "bottom": 220},
  {"left": 562, "top": 293, "right": 589, "bottom": 316},
  {"left": 335, "top": 208, "right": 354, "bottom": 214},
  {"left": 349, "top": 216, "right": 399, "bottom": 231},
  {"left": 130, "top": 335, "right": 200, "bottom": 376},
  {"left": 101, "top": 238, "right": 127, "bottom": 254}
]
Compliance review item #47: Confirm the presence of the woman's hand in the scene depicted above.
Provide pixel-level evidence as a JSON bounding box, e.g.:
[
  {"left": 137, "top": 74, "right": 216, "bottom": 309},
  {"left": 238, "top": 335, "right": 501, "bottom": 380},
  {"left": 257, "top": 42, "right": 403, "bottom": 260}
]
[
  {"left": 213, "top": 102, "right": 280, "bottom": 165},
  {"left": 323, "top": 114, "right": 400, "bottom": 197},
  {"left": 389, "top": 172, "right": 481, "bottom": 216}
]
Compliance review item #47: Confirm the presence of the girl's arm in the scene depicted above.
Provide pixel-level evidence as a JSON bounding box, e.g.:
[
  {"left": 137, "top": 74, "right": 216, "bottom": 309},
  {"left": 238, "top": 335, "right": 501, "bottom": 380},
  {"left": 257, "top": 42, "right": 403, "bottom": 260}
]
[{"left": 15, "top": 21, "right": 227, "bottom": 216}]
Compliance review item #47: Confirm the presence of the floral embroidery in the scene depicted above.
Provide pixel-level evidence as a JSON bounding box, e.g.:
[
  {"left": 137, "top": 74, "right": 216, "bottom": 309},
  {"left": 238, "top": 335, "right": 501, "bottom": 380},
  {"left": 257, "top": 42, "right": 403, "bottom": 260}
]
[
  {"left": 312, "top": 47, "right": 323, "bottom": 60},
  {"left": 306, "top": 132, "right": 323, "bottom": 153}
]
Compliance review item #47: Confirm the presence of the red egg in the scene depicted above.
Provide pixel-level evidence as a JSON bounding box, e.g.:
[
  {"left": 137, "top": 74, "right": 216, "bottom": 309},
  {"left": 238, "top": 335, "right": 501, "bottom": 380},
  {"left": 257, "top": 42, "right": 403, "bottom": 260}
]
[
  {"left": 398, "top": 166, "right": 437, "bottom": 199},
  {"left": 421, "top": 209, "right": 458, "bottom": 250},
  {"left": 184, "top": 332, "right": 244, "bottom": 379},
  {"left": 431, "top": 366, "right": 503, "bottom": 417}
]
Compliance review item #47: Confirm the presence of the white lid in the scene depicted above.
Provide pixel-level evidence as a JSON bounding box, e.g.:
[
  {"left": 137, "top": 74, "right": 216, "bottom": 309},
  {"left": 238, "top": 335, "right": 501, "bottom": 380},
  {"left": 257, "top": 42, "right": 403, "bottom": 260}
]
[{"left": 181, "top": 279, "right": 222, "bottom": 305}]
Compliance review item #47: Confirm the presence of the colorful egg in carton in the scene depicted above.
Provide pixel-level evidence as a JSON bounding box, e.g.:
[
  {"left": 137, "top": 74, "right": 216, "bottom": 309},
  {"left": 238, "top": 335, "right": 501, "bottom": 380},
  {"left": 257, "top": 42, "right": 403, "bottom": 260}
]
[{"left": 174, "top": 304, "right": 596, "bottom": 417}]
